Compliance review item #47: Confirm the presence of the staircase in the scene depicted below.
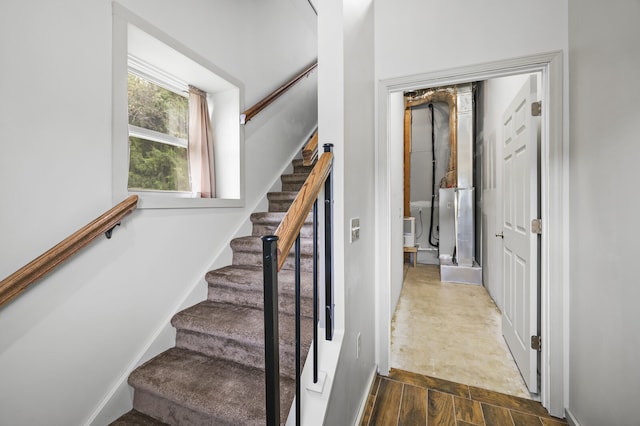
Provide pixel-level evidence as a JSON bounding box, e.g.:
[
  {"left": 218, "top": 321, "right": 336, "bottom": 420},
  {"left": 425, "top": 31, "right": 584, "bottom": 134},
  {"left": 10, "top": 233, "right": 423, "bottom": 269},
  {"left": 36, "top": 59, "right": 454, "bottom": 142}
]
[{"left": 112, "top": 158, "right": 315, "bottom": 425}]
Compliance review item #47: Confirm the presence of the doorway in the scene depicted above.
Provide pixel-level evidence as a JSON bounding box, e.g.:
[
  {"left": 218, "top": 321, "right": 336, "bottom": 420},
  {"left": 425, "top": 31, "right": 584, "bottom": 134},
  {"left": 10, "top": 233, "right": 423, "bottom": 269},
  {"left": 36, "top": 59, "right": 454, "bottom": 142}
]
[
  {"left": 393, "top": 72, "right": 541, "bottom": 398},
  {"left": 374, "top": 52, "right": 567, "bottom": 418}
]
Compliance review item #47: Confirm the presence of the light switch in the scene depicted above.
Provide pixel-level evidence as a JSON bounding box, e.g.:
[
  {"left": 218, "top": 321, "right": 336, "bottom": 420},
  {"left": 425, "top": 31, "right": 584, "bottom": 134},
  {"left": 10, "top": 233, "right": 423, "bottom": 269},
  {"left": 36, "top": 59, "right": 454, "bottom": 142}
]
[{"left": 350, "top": 217, "right": 360, "bottom": 243}]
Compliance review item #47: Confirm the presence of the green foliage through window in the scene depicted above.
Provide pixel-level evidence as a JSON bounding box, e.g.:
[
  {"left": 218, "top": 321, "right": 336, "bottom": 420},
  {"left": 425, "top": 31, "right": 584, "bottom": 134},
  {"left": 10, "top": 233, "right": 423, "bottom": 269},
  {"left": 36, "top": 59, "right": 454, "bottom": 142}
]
[
  {"left": 127, "top": 73, "right": 190, "bottom": 191},
  {"left": 128, "top": 137, "right": 190, "bottom": 191}
]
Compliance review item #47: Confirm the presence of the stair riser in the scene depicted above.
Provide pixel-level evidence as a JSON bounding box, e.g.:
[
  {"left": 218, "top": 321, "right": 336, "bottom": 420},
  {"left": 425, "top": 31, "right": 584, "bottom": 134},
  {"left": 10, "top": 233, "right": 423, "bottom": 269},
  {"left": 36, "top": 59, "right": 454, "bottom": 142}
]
[
  {"left": 133, "top": 389, "right": 232, "bottom": 426},
  {"left": 230, "top": 236, "right": 314, "bottom": 254},
  {"left": 207, "top": 285, "right": 314, "bottom": 317},
  {"left": 293, "top": 165, "right": 314, "bottom": 174},
  {"left": 268, "top": 200, "right": 294, "bottom": 212},
  {"left": 133, "top": 390, "right": 212, "bottom": 425},
  {"left": 266, "top": 192, "right": 298, "bottom": 213},
  {"left": 232, "top": 251, "right": 314, "bottom": 273},
  {"left": 252, "top": 223, "right": 313, "bottom": 238},
  {"left": 175, "top": 331, "right": 300, "bottom": 380},
  {"left": 292, "top": 160, "right": 314, "bottom": 175},
  {"left": 282, "top": 183, "right": 303, "bottom": 192},
  {"left": 282, "top": 181, "right": 305, "bottom": 192}
]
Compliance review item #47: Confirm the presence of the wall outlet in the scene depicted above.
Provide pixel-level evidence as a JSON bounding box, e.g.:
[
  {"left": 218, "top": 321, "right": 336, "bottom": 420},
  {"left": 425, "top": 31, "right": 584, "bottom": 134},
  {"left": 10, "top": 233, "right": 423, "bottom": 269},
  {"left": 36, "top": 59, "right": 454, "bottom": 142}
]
[{"left": 356, "top": 332, "right": 361, "bottom": 359}]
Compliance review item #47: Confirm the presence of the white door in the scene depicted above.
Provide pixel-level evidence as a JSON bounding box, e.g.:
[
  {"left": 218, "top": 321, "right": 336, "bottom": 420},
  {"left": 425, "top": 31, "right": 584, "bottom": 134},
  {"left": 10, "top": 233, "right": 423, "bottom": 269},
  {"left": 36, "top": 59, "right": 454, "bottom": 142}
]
[{"left": 501, "top": 76, "right": 539, "bottom": 393}]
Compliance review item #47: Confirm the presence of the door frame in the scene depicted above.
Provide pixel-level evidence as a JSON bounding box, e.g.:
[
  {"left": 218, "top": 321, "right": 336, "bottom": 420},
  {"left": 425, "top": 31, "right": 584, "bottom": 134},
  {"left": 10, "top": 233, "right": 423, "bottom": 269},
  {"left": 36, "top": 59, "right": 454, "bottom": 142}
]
[{"left": 374, "top": 51, "right": 567, "bottom": 417}]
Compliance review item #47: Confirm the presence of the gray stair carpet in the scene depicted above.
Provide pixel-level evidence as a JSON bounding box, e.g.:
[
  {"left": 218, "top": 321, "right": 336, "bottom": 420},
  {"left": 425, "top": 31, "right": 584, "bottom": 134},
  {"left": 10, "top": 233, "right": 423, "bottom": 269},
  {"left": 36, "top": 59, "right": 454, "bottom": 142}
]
[{"left": 111, "top": 158, "right": 315, "bottom": 425}]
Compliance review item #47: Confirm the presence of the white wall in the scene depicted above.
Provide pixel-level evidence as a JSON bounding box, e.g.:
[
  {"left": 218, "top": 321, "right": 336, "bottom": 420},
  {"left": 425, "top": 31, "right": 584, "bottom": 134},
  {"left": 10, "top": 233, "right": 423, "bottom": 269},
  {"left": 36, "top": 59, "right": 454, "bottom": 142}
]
[
  {"left": 568, "top": 1, "right": 640, "bottom": 424},
  {"left": 375, "top": 0, "right": 568, "bottom": 81},
  {"left": 0, "top": 1, "right": 316, "bottom": 425},
  {"left": 319, "top": 0, "right": 378, "bottom": 424}
]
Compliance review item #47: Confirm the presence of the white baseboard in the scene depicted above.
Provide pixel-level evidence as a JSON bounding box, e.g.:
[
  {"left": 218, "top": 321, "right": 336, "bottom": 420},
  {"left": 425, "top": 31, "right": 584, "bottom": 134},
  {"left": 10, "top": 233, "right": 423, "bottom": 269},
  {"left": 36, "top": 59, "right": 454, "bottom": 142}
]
[
  {"left": 565, "top": 408, "right": 581, "bottom": 426},
  {"left": 354, "top": 365, "right": 378, "bottom": 426}
]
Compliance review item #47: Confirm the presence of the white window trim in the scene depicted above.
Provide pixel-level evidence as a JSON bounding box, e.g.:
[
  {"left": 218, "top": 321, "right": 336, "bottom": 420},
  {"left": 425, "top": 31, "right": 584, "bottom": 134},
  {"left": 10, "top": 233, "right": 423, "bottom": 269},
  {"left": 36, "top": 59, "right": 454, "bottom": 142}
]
[
  {"left": 112, "top": 3, "right": 245, "bottom": 209},
  {"left": 128, "top": 55, "right": 189, "bottom": 96},
  {"left": 128, "top": 125, "right": 188, "bottom": 150}
]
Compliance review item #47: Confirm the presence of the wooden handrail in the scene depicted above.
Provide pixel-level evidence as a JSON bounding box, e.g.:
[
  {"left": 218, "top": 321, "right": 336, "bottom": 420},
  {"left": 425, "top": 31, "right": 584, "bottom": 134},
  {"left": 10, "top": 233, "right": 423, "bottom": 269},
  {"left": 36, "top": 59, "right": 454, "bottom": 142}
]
[
  {"left": 0, "top": 195, "right": 139, "bottom": 308},
  {"left": 302, "top": 130, "right": 318, "bottom": 166},
  {"left": 241, "top": 61, "right": 318, "bottom": 124},
  {"left": 275, "top": 151, "right": 333, "bottom": 271}
]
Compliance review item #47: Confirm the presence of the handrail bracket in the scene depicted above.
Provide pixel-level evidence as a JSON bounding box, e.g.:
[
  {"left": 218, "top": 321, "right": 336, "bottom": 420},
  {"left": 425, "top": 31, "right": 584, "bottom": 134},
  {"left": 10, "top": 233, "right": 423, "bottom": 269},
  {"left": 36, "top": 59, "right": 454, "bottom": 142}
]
[{"left": 105, "top": 222, "right": 121, "bottom": 239}]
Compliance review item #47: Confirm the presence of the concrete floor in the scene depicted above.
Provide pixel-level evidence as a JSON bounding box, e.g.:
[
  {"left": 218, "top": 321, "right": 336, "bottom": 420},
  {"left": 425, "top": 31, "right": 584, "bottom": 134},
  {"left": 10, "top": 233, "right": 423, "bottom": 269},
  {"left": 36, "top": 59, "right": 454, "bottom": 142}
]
[{"left": 390, "top": 263, "right": 531, "bottom": 399}]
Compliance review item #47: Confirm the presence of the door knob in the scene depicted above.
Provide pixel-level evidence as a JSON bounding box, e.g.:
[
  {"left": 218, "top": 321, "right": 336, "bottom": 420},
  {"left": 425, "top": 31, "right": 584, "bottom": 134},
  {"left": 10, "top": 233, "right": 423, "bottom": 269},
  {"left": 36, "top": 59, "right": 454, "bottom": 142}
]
[{"left": 495, "top": 232, "right": 504, "bottom": 239}]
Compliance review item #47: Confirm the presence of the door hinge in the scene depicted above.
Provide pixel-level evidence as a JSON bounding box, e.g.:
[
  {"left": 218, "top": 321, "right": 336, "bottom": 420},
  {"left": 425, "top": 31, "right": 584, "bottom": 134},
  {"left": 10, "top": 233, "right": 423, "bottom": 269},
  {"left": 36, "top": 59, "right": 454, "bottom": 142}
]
[
  {"left": 531, "top": 218, "right": 542, "bottom": 234},
  {"left": 531, "top": 101, "right": 542, "bottom": 117},
  {"left": 531, "top": 335, "right": 542, "bottom": 351}
]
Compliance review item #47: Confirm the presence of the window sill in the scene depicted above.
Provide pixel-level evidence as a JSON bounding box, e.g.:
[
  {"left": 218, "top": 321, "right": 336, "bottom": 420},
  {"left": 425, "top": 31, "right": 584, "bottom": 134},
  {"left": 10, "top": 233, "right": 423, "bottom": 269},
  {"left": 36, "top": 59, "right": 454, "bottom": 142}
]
[{"left": 131, "top": 192, "right": 244, "bottom": 209}]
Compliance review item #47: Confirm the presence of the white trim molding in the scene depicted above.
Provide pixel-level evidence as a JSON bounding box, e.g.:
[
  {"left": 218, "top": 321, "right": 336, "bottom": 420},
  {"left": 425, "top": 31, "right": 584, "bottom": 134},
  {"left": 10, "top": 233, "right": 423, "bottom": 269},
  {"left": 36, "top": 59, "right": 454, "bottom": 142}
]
[{"left": 566, "top": 408, "right": 581, "bottom": 426}]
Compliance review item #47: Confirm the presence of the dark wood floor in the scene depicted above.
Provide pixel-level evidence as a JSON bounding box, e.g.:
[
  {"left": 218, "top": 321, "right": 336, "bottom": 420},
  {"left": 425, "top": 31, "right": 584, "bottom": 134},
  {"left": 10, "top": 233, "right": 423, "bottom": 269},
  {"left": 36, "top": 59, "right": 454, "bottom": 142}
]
[{"left": 360, "top": 369, "right": 568, "bottom": 426}]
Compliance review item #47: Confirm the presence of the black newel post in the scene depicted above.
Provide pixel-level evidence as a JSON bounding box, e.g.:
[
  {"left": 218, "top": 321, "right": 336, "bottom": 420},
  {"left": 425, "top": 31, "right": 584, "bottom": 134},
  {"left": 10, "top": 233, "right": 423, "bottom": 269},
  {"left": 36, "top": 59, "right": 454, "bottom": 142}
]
[
  {"left": 323, "top": 143, "right": 334, "bottom": 341},
  {"left": 262, "top": 235, "right": 280, "bottom": 426}
]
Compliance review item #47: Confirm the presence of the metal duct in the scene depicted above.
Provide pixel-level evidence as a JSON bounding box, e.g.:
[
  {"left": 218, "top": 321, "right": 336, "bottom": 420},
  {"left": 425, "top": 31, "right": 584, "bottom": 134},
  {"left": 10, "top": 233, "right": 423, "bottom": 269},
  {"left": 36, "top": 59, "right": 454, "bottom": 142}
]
[
  {"left": 453, "top": 84, "right": 474, "bottom": 267},
  {"left": 455, "top": 84, "right": 474, "bottom": 189}
]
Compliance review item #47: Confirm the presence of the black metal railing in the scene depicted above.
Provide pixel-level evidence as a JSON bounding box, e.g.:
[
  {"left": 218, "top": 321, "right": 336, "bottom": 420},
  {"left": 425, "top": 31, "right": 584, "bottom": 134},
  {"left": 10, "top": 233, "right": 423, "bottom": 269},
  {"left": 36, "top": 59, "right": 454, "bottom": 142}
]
[
  {"left": 262, "top": 235, "right": 281, "bottom": 424},
  {"left": 323, "top": 146, "right": 334, "bottom": 341},
  {"left": 262, "top": 144, "right": 334, "bottom": 425}
]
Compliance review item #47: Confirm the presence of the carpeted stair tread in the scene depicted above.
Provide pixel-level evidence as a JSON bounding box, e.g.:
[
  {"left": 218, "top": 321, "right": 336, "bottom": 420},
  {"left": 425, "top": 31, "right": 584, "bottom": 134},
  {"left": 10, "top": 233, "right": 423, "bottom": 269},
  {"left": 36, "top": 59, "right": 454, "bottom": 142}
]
[
  {"left": 172, "top": 301, "right": 264, "bottom": 342},
  {"left": 205, "top": 265, "right": 314, "bottom": 317},
  {"left": 206, "top": 265, "right": 313, "bottom": 297},
  {"left": 172, "top": 301, "right": 313, "bottom": 376},
  {"left": 110, "top": 410, "right": 170, "bottom": 425},
  {"left": 129, "top": 347, "right": 294, "bottom": 425},
  {"left": 172, "top": 300, "right": 312, "bottom": 350},
  {"left": 250, "top": 212, "right": 313, "bottom": 237},
  {"left": 267, "top": 191, "right": 298, "bottom": 201},
  {"left": 230, "top": 236, "right": 315, "bottom": 272},
  {"left": 230, "top": 235, "right": 314, "bottom": 254}
]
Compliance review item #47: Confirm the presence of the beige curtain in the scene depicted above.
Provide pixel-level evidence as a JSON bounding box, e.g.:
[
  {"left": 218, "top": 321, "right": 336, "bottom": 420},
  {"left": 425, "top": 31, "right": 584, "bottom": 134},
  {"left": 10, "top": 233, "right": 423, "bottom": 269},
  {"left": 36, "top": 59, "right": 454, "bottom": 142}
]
[{"left": 188, "top": 85, "right": 216, "bottom": 198}]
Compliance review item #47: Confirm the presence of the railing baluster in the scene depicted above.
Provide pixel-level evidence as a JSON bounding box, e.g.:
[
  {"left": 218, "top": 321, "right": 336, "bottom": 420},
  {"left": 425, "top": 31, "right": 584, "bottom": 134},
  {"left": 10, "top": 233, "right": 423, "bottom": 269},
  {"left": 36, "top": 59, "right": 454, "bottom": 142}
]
[
  {"left": 295, "top": 235, "right": 301, "bottom": 426},
  {"left": 262, "top": 235, "right": 280, "bottom": 426},
  {"left": 263, "top": 146, "right": 334, "bottom": 425},
  {"left": 312, "top": 200, "right": 318, "bottom": 383},
  {"left": 323, "top": 144, "right": 334, "bottom": 341}
]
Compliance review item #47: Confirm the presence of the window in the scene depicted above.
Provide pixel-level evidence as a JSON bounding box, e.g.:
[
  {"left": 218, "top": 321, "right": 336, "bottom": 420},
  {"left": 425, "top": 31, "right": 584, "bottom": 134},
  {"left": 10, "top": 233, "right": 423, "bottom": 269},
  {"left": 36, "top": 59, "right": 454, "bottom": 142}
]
[
  {"left": 112, "top": 5, "right": 244, "bottom": 208},
  {"left": 127, "top": 71, "right": 190, "bottom": 193}
]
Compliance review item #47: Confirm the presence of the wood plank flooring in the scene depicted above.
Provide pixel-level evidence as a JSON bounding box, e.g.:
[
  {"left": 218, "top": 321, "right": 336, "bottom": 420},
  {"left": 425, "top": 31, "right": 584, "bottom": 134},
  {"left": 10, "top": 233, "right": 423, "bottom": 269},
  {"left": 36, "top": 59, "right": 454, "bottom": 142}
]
[{"left": 360, "top": 369, "right": 567, "bottom": 426}]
